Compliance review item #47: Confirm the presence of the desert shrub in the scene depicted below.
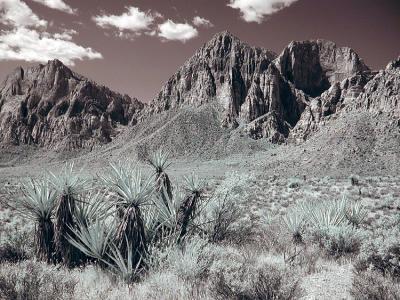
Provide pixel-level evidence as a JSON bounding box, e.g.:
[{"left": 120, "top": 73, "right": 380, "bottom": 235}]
[
  {"left": 206, "top": 245, "right": 303, "bottom": 300},
  {"left": 355, "top": 227, "right": 400, "bottom": 278},
  {"left": 287, "top": 177, "right": 302, "bottom": 189},
  {"left": 0, "top": 227, "right": 33, "bottom": 263},
  {"left": 0, "top": 260, "right": 77, "bottom": 300},
  {"left": 351, "top": 269, "right": 400, "bottom": 300},
  {"left": 316, "top": 225, "right": 363, "bottom": 257},
  {"left": 282, "top": 208, "right": 305, "bottom": 244}
]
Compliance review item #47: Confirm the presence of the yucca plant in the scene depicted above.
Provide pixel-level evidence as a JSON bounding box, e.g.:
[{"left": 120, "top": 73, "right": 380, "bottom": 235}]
[
  {"left": 346, "top": 200, "right": 368, "bottom": 227},
  {"left": 101, "top": 163, "right": 154, "bottom": 269},
  {"left": 11, "top": 178, "right": 56, "bottom": 262},
  {"left": 177, "top": 173, "right": 205, "bottom": 241},
  {"left": 148, "top": 149, "right": 173, "bottom": 202},
  {"left": 151, "top": 187, "right": 183, "bottom": 246},
  {"left": 75, "top": 191, "right": 113, "bottom": 227},
  {"left": 49, "top": 162, "right": 91, "bottom": 267},
  {"left": 283, "top": 209, "right": 305, "bottom": 244},
  {"left": 104, "top": 240, "right": 143, "bottom": 284},
  {"left": 67, "top": 218, "right": 114, "bottom": 262},
  {"left": 302, "top": 198, "right": 348, "bottom": 230}
]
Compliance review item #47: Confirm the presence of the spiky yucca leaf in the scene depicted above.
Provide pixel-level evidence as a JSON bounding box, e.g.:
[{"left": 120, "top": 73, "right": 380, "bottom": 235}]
[
  {"left": 147, "top": 149, "right": 171, "bottom": 173},
  {"left": 67, "top": 219, "right": 114, "bottom": 261},
  {"left": 346, "top": 200, "right": 367, "bottom": 227},
  {"left": 75, "top": 191, "right": 113, "bottom": 226},
  {"left": 14, "top": 179, "right": 57, "bottom": 220},
  {"left": 104, "top": 240, "right": 143, "bottom": 283},
  {"left": 50, "top": 162, "right": 91, "bottom": 267},
  {"left": 283, "top": 209, "right": 305, "bottom": 244},
  {"left": 48, "top": 162, "right": 92, "bottom": 196},
  {"left": 101, "top": 162, "right": 154, "bottom": 207},
  {"left": 183, "top": 173, "right": 205, "bottom": 194},
  {"left": 153, "top": 187, "right": 183, "bottom": 229},
  {"left": 302, "top": 198, "right": 348, "bottom": 230},
  {"left": 13, "top": 178, "right": 57, "bottom": 262}
]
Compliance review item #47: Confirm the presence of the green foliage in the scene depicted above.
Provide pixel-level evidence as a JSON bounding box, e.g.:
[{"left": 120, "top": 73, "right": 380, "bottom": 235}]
[
  {"left": 101, "top": 162, "right": 154, "bottom": 207},
  {"left": 14, "top": 178, "right": 56, "bottom": 220},
  {"left": 345, "top": 200, "right": 368, "bottom": 227},
  {"left": 356, "top": 227, "right": 400, "bottom": 278},
  {"left": 48, "top": 162, "right": 91, "bottom": 197},
  {"left": 147, "top": 149, "right": 171, "bottom": 173},
  {"left": 351, "top": 269, "right": 400, "bottom": 300},
  {"left": 67, "top": 219, "right": 115, "bottom": 261},
  {"left": 282, "top": 209, "right": 305, "bottom": 244}
]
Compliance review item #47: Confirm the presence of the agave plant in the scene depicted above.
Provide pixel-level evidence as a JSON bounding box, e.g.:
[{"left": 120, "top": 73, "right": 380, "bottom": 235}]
[
  {"left": 67, "top": 218, "right": 114, "bottom": 262},
  {"left": 345, "top": 200, "right": 368, "bottom": 227},
  {"left": 147, "top": 149, "right": 173, "bottom": 202},
  {"left": 12, "top": 178, "right": 57, "bottom": 262},
  {"left": 177, "top": 173, "right": 205, "bottom": 241},
  {"left": 101, "top": 162, "right": 154, "bottom": 268},
  {"left": 49, "top": 162, "right": 92, "bottom": 266},
  {"left": 283, "top": 208, "right": 305, "bottom": 244}
]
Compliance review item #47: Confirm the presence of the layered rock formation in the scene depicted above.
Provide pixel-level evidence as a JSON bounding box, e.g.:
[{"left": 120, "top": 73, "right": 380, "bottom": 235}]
[
  {"left": 148, "top": 31, "right": 277, "bottom": 128},
  {"left": 0, "top": 60, "right": 143, "bottom": 149},
  {"left": 149, "top": 32, "right": 373, "bottom": 143}
]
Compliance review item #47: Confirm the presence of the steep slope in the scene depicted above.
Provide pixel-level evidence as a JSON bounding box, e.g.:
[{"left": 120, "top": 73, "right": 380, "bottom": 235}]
[
  {"left": 148, "top": 31, "right": 277, "bottom": 128},
  {"left": 148, "top": 32, "right": 372, "bottom": 143},
  {"left": 0, "top": 60, "right": 143, "bottom": 150}
]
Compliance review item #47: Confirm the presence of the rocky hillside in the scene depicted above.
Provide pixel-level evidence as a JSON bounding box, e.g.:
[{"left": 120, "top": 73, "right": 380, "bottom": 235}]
[
  {"left": 0, "top": 60, "right": 143, "bottom": 150},
  {"left": 149, "top": 32, "right": 378, "bottom": 143},
  {"left": 0, "top": 32, "right": 398, "bottom": 154}
]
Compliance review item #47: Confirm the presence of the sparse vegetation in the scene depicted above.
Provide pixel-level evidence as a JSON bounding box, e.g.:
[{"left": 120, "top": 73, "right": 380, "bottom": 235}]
[{"left": 1, "top": 161, "right": 399, "bottom": 299}]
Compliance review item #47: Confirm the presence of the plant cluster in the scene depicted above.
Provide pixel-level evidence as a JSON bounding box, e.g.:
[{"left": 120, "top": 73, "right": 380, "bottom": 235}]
[
  {"left": 5, "top": 151, "right": 213, "bottom": 284},
  {"left": 283, "top": 197, "right": 367, "bottom": 256}
]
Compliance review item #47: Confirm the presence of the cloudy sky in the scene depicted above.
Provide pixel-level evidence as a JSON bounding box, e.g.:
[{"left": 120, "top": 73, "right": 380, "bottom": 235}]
[{"left": 0, "top": 0, "right": 399, "bottom": 102}]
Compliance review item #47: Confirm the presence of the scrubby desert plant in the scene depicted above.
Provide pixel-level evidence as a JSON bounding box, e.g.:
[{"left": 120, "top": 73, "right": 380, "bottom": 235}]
[
  {"left": 355, "top": 227, "right": 400, "bottom": 278},
  {"left": 318, "top": 225, "right": 363, "bottom": 257},
  {"left": 302, "top": 198, "right": 348, "bottom": 230},
  {"left": 102, "top": 163, "right": 154, "bottom": 268},
  {"left": 345, "top": 200, "right": 367, "bottom": 227},
  {"left": 351, "top": 269, "right": 400, "bottom": 300},
  {"left": 148, "top": 149, "right": 173, "bottom": 202},
  {"left": 0, "top": 260, "right": 77, "bottom": 300},
  {"left": 9, "top": 179, "right": 56, "bottom": 262}
]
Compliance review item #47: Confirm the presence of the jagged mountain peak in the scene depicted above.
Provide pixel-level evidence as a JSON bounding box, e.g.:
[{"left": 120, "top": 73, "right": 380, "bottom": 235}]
[{"left": 0, "top": 61, "right": 143, "bottom": 149}]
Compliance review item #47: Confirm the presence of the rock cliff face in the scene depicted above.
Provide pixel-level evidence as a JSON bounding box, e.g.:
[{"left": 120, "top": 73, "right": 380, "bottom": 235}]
[
  {"left": 0, "top": 60, "right": 143, "bottom": 149},
  {"left": 148, "top": 31, "right": 277, "bottom": 128},
  {"left": 149, "top": 32, "right": 373, "bottom": 142}
]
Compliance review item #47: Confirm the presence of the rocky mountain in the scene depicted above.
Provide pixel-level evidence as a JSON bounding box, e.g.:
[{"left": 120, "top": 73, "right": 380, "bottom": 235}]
[
  {"left": 0, "top": 60, "right": 143, "bottom": 150},
  {"left": 0, "top": 32, "right": 398, "bottom": 154},
  {"left": 148, "top": 32, "right": 377, "bottom": 143}
]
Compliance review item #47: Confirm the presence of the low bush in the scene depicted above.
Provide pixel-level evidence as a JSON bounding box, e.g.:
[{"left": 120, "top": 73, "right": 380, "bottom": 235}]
[
  {"left": 0, "top": 260, "right": 77, "bottom": 300},
  {"left": 351, "top": 269, "right": 400, "bottom": 300},
  {"left": 355, "top": 227, "right": 400, "bottom": 278}
]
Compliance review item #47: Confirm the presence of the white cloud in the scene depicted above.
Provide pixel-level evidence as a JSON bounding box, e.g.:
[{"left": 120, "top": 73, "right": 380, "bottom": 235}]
[
  {"left": 0, "top": 0, "right": 47, "bottom": 28},
  {"left": 158, "top": 20, "right": 198, "bottom": 42},
  {"left": 53, "top": 29, "right": 77, "bottom": 40},
  {"left": 31, "top": 0, "right": 76, "bottom": 14},
  {"left": 93, "top": 6, "right": 156, "bottom": 34},
  {"left": 228, "top": 0, "right": 299, "bottom": 23},
  {"left": 193, "top": 16, "right": 214, "bottom": 28},
  {"left": 0, "top": 27, "right": 102, "bottom": 66}
]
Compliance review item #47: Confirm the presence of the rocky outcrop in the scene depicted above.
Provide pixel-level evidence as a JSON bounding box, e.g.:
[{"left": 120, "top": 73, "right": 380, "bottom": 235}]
[
  {"left": 148, "top": 33, "right": 375, "bottom": 142},
  {"left": 353, "top": 56, "right": 400, "bottom": 116},
  {"left": 0, "top": 60, "right": 143, "bottom": 149},
  {"left": 148, "top": 31, "right": 277, "bottom": 128},
  {"left": 276, "top": 39, "right": 370, "bottom": 97}
]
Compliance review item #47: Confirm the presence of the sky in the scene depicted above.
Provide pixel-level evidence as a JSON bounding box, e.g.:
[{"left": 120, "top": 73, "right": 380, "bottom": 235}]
[{"left": 0, "top": 0, "right": 399, "bottom": 102}]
